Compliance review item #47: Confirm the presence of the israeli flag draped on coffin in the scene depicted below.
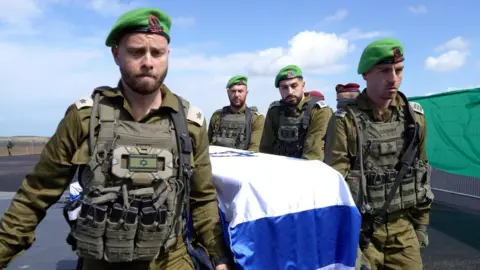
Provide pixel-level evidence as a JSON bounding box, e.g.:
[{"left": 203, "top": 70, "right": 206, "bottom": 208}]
[{"left": 209, "top": 146, "right": 362, "bottom": 270}]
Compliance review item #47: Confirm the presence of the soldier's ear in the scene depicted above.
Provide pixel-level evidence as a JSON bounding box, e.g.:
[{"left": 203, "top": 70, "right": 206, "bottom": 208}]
[{"left": 112, "top": 47, "right": 120, "bottom": 66}]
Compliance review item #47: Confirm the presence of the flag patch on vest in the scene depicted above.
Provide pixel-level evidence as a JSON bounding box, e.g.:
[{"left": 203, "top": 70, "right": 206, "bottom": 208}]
[
  {"left": 316, "top": 100, "right": 328, "bottom": 108},
  {"left": 409, "top": 102, "right": 424, "bottom": 115},
  {"left": 187, "top": 105, "right": 204, "bottom": 126},
  {"left": 74, "top": 97, "right": 93, "bottom": 110}
]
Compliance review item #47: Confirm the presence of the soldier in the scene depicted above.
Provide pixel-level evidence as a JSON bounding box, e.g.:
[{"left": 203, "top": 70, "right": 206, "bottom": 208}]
[
  {"left": 335, "top": 82, "right": 360, "bottom": 109},
  {"left": 0, "top": 8, "right": 232, "bottom": 270},
  {"left": 259, "top": 65, "right": 333, "bottom": 160},
  {"left": 324, "top": 38, "right": 433, "bottom": 270},
  {"left": 6, "top": 140, "right": 13, "bottom": 156},
  {"left": 208, "top": 75, "right": 265, "bottom": 152},
  {"left": 306, "top": 90, "right": 325, "bottom": 100}
]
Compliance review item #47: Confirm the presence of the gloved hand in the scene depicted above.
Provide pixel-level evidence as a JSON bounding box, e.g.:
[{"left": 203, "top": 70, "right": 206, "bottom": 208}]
[{"left": 415, "top": 224, "right": 429, "bottom": 248}]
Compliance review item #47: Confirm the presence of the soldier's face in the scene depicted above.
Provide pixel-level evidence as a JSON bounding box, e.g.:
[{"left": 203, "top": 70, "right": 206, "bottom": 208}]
[
  {"left": 336, "top": 92, "right": 359, "bottom": 100},
  {"left": 227, "top": 85, "right": 248, "bottom": 108},
  {"left": 363, "top": 62, "right": 404, "bottom": 101},
  {"left": 112, "top": 33, "right": 170, "bottom": 95},
  {"left": 279, "top": 78, "right": 305, "bottom": 105}
]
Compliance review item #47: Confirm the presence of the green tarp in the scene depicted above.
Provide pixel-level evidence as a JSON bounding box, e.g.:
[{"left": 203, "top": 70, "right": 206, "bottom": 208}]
[{"left": 409, "top": 88, "right": 480, "bottom": 179}]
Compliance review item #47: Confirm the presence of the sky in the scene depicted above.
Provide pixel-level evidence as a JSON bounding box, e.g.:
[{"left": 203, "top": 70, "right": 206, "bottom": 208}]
[{"left": 0, "top": 0, "right": 479, "bottom": 136}]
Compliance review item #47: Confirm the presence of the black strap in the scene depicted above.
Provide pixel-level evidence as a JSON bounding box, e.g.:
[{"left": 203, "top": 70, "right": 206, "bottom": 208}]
[
  {"left": 361, "top": 91, "right": 421, "bottom": 249},
  {"left": 171, "top": 95, "right": 194, "bottom": 236},
  {"left": 301, "top": 96, "right": 320, "bottom": 129},
  {"left": 243, "top": 107, "right": 252, "bottom": 150}
]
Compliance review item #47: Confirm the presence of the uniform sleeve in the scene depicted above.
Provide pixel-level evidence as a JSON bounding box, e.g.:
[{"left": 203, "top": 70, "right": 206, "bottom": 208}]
[
  {"left": 302, "top": 107, "right": 333, "bottom": 161},
  {"left": 259, "top": 108, "right": 276, "bottom": 154},
  {"left": 0, "top": 105, "right": 84, "bottom": 268},
  {"left": 207, "top": 112, "right": 217, "bottom": 144},
  {"left": 324, "top": 113, "right": 351, "bottom": 178},
  {"left": 188, "top": 118, "right": 231, "bottom": 262},
  {"left": 247, "top": 113, "right": 265, "bottom": 152},
  {"left": 409, "top": 113, "right": 431, "bottom": 227}
]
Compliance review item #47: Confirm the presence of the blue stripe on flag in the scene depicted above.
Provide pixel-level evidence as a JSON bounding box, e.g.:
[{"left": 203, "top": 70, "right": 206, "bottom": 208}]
[{"left": 226, "top": 205, "right": 361, "bottom": 270}]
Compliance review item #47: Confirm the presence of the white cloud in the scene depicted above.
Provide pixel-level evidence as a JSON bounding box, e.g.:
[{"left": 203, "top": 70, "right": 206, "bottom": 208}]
[
  {"left": 173, "top": 16, "right": 195, "bottom": 27},
  {"left": 341, "top": 28, "right": 391, "bottom": 41},
  {"left": 425, "top": 37, "right": 469, "bottom": 72},
  {"left": 171, "top": 30, "right": 352, "bottom": 76},
  {"left": 408, "top": 5, "right": 427, "bottom": 14},
  {"left": 0, "top": 0, "right": 42, "bottom": 27},
  {"left": 323, "top": 9, "right": 348, "bottom": 22}
]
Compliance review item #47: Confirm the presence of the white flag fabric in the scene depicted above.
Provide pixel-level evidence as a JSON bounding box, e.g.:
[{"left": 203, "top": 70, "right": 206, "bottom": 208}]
[{"left": 209, "top": 146, "right": 362, "bottom": 270}]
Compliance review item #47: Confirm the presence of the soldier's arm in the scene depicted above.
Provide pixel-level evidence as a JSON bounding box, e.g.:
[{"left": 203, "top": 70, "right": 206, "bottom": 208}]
[
  {"left": 247, "top": 113, "right": 265, "bottom": 152},
  {"left": 207, "top": 112, "right": 217, "bottom": 144},
  {"left": 0, "top": 101, "right": 88, "bottom": 267},
  {"left": 259, "top": 108, "right": 275, "bottom": 154},
  {"left": 301, "top": 106, "right": 333, "bottom": 161},
  {"left": 409, "top": 110, "right": 432, "bottom": 227},
  {"left": 324, "top": 111, "right": 351, "bottom": 178},
  {"left": 186, "top": 106, "right": 232, "bottom": 263}
]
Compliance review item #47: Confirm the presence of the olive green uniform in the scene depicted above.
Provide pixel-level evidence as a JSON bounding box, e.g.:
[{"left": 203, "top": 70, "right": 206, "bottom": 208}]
[
  {"left": 0, "top": 83, "right": 230, "bottom": 269},
  {"left": 208, "top": 105, "right": 265, "bottom": 152},
  {"left": 325, "top": 92, "right": 432, "bottom": 269},
  {"left": 325, "top": 38, "right": 433, "bottom": 270},
  {"left": 260, "top": 93, "right": 333, "bottom": 160}
]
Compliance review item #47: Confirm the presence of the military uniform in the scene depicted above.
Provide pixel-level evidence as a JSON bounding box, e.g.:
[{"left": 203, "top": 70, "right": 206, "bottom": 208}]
[
  {"left": 324, "top": 38, "right": 433, "bottom": 270},
  {"left": 0, "top": 8, "right": 232, "bottom": 270},
  {"left": 259, "top": 65, "right": 333, "bottom": 160},
  {"left": 208, "top": 75, "right": 265, "bottom": 152}
]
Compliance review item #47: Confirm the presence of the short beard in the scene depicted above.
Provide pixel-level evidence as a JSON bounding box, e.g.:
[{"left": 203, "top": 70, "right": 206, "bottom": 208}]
[{"left": 120, "top": 67, "right": 168, "bottom": 96}]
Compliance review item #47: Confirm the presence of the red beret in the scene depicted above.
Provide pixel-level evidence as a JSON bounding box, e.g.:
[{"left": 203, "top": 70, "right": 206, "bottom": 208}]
[
  {"left": 307, "top": 90, "right": 325, "bottom": 100},
  {"left": 336, "top": 83, "right": 360, "bottom": 93}
]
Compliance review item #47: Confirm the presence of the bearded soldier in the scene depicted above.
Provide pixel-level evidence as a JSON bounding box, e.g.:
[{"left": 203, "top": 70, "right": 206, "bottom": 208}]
[
  {"left": 0, "top": 8, "right": 233, "bottom": 270},
  {"left": 259, "top": 65, "right": 333, "bottom": 160},
  {"left": 324, "top": 38, "right": 433, "bottom": 270},
  {"left": 208, "top": 75, "right": 265, "bottom": 152}
]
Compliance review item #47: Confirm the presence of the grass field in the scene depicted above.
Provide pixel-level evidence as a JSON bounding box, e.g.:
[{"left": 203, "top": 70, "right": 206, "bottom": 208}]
[{"left": 0, "top": 136, "right": 49, "bottom": 156}]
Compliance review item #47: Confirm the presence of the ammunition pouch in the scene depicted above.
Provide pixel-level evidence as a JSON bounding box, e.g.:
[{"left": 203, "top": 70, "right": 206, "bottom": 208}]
[{"left": 74, "top": 203, "right": 108, "bottom": 260}]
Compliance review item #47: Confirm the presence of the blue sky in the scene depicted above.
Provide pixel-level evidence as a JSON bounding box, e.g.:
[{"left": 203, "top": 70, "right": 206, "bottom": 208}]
[{"left": 0, "top": 0, "right": 478, "bottom": 136}]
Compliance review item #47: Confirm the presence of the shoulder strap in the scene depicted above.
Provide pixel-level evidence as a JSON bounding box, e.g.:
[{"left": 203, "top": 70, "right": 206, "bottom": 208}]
[
  {"left": 171, "top": 95, "right": 194, "bottom": 239},
  {"left": 361, "top": 91, "right": 421, "bottom": 250},
  {"left": 301, "top": 96, "right": 320, "bottom": 129},
  {"left": 244, "top": 107, "right": 253, "bottom": 150}
]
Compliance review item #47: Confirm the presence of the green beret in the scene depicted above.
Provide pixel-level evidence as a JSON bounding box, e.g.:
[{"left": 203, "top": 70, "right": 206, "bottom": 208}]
[
  {"left": 226, "top": 75, "right": 248, "bottom": 89},
  {"left": 357, "top": 38, "right": 405, "bottom": 74},
  {"left": 105, "top": 8, "right": 172, "bottom": 47},
  {"left": 275, "top": 65, "right": 303, "bottom": 88}
]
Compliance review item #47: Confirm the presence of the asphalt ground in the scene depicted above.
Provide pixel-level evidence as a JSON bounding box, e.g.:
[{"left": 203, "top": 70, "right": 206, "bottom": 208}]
[{"left": 0, "top": 155, "right": 479, "bottom": 269}]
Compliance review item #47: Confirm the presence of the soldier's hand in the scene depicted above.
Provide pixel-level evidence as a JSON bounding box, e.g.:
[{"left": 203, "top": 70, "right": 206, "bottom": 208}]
[
  {"left": 415, "top": 224, "right": 429, "bottom": 248},
  {"left": 215, "top": 264, "right": 231, "bottom": 270}
]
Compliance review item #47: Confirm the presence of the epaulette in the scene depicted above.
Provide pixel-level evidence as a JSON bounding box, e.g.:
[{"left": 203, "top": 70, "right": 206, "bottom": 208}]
[
  {"left": 74, "top": 97, "right": 94, "bottom": 110},
  {"left": 334, "top": 109, "right": 347, "bottom": 118},
  {"left": 187, "top": 104, "right": 205, "bottom": 126},
  {"left": 315, "top": 100, "right": 329, "bottom": 108},
  {"left": 409, "top": 101, "right": 424, "bottom": 115},
  {"left": 249, "top": 106, "right": 258, "bottom": 112}
]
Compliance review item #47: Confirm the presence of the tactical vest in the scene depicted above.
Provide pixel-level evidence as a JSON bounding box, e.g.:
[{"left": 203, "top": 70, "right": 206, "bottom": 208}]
[
  {"left": 344, "top": 100, "right": 432, "bottom": 216},
  {"left": 72, "top": 87, "right": 193, "bottom": 263},
  {"left": 210, "top": 106, "right": 253, "bottom": 150},
  {"left": 272, "top": 96, "right": 326, "bottom": 158}
]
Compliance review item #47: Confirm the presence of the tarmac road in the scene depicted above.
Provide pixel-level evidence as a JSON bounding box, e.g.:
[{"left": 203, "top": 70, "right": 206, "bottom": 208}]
[{"left": 0, "top": 155, "right": 480, "bottom": 269}]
